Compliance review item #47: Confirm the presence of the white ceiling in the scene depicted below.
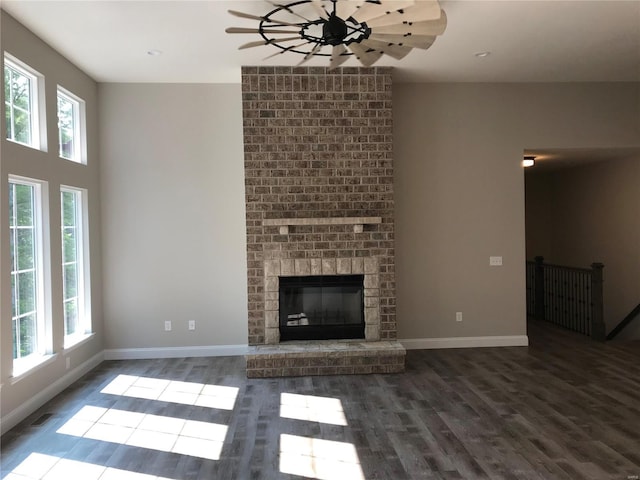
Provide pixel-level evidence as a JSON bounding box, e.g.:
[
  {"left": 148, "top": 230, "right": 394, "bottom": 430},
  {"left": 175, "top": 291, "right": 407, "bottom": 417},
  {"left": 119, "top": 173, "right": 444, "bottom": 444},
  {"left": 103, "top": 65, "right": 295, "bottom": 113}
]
[{"left": 2, "top": 0, "right": 640, "bottom": 84}]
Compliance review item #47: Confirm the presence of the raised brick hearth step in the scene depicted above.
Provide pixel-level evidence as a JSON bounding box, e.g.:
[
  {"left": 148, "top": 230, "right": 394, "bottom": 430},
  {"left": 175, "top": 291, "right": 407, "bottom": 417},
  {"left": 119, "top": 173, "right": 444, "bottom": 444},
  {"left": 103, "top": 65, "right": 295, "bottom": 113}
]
[{"left": 245, "top": 340, "right": 406, "bottom": 378}]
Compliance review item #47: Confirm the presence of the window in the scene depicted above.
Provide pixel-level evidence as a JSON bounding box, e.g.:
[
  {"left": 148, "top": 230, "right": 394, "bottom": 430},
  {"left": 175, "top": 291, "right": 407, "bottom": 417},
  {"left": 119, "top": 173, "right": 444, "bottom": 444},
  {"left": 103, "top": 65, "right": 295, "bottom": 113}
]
[
  {"left": 61, "top": 187, "right": 90, "bottom": 345},
  {"left": 57, "top": 87, "right": 85, "bottom": 163},
  {"left": 4, "top": 55, "right": 42, "bottom": 149},
  {"left": 9, "top": 177, "right": 50, "bottom": 373}
]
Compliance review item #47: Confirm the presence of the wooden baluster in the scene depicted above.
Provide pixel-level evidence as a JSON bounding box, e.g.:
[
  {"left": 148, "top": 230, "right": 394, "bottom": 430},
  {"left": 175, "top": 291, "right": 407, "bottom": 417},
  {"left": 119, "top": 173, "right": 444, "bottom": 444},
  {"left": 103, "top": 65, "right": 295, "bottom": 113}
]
[
  {"left": 534, "top": 256, "right": 545, "bottom": 320},
  {"left": 590, "top": 262, "right": 606, "bottom": 341},
  {"left": 580, "top": 274, "right": 585, "bottom": 333}
]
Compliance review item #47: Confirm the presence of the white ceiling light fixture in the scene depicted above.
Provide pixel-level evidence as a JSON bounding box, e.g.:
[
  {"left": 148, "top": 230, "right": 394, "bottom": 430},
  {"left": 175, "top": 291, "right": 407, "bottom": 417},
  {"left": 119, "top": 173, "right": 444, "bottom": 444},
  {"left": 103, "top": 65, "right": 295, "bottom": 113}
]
[
  {"left": 523, "top": 155, "right": 536, "bottom": 167},
  {"left": 225, "top": 0, "right": 447, "bottom": 69}
]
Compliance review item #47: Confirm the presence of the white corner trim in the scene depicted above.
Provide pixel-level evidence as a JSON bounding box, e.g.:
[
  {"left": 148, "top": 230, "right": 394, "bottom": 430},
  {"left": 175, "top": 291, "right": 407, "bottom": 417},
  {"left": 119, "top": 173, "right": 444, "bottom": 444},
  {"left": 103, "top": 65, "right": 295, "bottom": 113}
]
[
  {"left": 399, "top": 335, "right": 529, "bottom": 350},
  {"left": 103, "top": 344, "right": 249, "bottom": 360},
  {"left": 1, "top": 351, "right": 104, "bottom": 435}
]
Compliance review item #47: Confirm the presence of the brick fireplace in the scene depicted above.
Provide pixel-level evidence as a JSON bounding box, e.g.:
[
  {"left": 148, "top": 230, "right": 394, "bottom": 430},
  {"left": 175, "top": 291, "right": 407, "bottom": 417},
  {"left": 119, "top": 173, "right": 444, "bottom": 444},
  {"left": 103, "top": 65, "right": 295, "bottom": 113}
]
[{"left": 241, "top": 66, "right": 405, "bottom": 377}]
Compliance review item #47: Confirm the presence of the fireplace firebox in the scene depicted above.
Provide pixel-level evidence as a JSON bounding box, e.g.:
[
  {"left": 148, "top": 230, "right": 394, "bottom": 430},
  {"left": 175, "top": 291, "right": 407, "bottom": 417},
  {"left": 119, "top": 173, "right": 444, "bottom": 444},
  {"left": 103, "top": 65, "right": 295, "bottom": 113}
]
[{"left": 279, "top": 275, "right": 365, "bottom": 341}]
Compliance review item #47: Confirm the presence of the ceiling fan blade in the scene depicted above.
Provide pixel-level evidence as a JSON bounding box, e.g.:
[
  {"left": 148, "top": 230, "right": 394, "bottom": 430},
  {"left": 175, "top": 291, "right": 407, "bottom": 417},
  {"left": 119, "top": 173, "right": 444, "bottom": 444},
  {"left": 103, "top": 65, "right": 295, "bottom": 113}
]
[
  {"left": 369, "top": 33, "right": 436, "bottom": 49},
  {"left": 370, "top": 12, "right": 447, "bottom": 36},
  {"left": 228, "top": 10, "right": 266, "bottom": 21},
  {"left": 348, "top": 42, "right": 384, "bottom": 67},
  {"left": 359, "top": 39, "right": 413, "bottom": 60},
  {"left": 329, "top": 44, "right": 350, "bottom": 70},
  {"left": 228, "top": 9, "right": 301, "bottom": 27},
  {"left": 297, "top": 43, "right": 323, "bottom": 66},
  {"left": 352, "top": 0, "right": 415, "bottom": 23},
  {"left": 265, "top": 0, "right": 314, "bottom": 22},
  {"left": 336, "top": 0, "right": 365, "bottom": 21},
  {"left": 311, "top": 0, "right": 329, "bottom": 19},
  {"left": 239, "top": 36, "right": 301, "bottom": 50},
  {"left": 365, "top": 1, "right": 442, "bottom": 27},
  {"left": 226, "top": 27, "right": 301, "bottom": 34},
  {"left": 262, "top": 41, "right": 311, "bottom": 60}
]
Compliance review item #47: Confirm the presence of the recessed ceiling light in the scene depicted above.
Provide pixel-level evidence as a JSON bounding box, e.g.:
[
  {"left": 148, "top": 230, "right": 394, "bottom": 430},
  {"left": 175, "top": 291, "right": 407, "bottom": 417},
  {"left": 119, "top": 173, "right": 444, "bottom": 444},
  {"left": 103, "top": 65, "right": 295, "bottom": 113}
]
[
  {"left": 147, "top": 49, "right": 163, "bottom": 56},
  {"left": 474, "top": 51, "right": 491, "bottom": 58}
]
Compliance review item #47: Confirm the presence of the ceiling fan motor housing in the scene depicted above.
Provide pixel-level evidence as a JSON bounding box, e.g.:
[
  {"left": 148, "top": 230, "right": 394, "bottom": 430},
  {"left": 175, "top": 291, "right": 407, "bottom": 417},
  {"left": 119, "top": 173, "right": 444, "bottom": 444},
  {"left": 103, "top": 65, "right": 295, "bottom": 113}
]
[{"left": 323, "top": 14, "right": 348, "bottom": 45}]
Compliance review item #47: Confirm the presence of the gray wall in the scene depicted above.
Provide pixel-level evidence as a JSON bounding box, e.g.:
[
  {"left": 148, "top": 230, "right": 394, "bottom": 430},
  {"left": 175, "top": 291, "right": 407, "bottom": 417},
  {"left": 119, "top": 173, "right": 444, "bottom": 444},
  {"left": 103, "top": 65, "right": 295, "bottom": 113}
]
[
  {"left": 1, "top": 12, "right": 103, "bottom": 421},
  {"left": 525, "top": 156, "right": 640, "bottom": 332},
  {"left": 393, "top": 83, "right": 640, "bottom": 340},
  {"left": 98, "top": 84, "right": 248, "bottom": 350},
  {"left": 100, "top": 82, "right": 640, "bottom": 348}
]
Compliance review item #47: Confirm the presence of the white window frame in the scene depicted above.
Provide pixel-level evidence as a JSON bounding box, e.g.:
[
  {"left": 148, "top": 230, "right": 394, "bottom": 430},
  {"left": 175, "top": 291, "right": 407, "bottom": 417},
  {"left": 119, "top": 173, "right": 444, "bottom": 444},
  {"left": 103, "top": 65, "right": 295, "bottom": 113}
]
[
  {"left": 4, "top": 53, "right": 46, "bottom": 151},
  {"left": 9, "top": 175, "right": 53, "bottom": 377},
  {"left": 57, "top": 86, "right": 87, "bottom": 164},
  {"left": 60, "top": 186, "right": 91, "bottom": 347}
]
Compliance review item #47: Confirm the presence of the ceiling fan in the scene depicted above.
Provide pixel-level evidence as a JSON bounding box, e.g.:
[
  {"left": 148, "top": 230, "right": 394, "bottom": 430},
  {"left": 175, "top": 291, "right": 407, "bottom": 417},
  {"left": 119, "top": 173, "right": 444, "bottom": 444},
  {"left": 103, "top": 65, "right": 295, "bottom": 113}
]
[{"left": 225, "top": 0, "right": 447, "bottom": 69}]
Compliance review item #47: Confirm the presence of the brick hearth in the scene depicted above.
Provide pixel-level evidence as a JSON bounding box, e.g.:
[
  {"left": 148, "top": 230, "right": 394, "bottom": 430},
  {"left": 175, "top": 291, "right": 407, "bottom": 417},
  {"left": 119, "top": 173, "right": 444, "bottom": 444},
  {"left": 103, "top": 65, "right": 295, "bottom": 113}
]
[
  {"left": 246, "top": 340, "right": 405, "bottom": 378},
  {"left": 241, "top": 66, "right": 405, "bottom": 377}
]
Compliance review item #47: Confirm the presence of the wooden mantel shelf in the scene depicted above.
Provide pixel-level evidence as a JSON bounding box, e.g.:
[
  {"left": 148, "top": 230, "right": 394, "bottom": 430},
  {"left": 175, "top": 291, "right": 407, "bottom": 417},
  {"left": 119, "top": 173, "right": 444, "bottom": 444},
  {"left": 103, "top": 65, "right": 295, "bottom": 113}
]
[
  {"left": 262, "top": 216, "right": 382, "bottom": 234},
  {"left": 263, "top": 217, "right": 382, "bottom": 227}
]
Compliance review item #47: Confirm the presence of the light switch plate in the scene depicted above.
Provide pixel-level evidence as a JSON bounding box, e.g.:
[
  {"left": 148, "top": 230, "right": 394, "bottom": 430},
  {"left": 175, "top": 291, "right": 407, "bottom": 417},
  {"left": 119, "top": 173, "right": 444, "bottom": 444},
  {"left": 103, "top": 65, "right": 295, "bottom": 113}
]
[{"left": 490, "top": 256, "right": 503, "bottom": 266}]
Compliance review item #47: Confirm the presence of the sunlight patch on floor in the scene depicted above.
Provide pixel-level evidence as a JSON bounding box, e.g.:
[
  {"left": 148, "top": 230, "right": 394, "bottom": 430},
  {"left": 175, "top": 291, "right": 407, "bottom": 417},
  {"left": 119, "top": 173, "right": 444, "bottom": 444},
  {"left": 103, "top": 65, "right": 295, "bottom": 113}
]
[
  {"left": 280, "top": 392, "right": 348, "bottom": 426},
  {"left": 4, "top": 452, "right": 176, "bottom": 480},
  {"left": 279, "top": 434, "right": 365, "bottom": 480},
  {"left": 56, "top": 406, "right": 227, "bottom": 461},
  {"left": 100, "top": 374, "right": 239, "bottom": 410}
]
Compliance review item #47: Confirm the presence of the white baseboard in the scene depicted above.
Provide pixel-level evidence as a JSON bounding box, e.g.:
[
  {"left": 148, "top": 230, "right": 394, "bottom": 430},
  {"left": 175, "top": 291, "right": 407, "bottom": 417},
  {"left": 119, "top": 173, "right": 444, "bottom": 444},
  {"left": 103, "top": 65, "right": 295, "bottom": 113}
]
[
  {"left": 0, "top": 351, "right": 104, "bottom": 435},
  {"left": 103, "top": 344, "right": 249, "bottom": 360},
  {"left": 399, "top": 335, "right": 529, "bottom": 350}
]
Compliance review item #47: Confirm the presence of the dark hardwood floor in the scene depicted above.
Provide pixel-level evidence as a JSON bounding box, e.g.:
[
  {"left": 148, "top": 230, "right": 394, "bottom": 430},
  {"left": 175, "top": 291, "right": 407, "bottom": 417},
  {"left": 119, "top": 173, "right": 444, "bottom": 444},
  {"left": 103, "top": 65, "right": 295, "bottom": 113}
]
[{"left": 2, "top": 320, "right": 639, "bottom": 480}]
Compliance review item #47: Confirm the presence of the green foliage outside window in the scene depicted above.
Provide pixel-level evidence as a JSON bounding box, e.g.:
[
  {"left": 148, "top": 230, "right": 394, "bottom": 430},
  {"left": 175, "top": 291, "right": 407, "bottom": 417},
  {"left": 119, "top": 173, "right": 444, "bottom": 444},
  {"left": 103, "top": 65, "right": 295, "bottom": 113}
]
[
  {"left": 57, "top": 95, "right": 75, "bottom": 159},
  {"left": 9, "top": 182, "right": 38, "bottom": 359},
  {"left": 62, "top": 190, "right": 80, "bottom": 336},
  {"left": 4, "top": 64, "right": 33, "bottom": 145}
]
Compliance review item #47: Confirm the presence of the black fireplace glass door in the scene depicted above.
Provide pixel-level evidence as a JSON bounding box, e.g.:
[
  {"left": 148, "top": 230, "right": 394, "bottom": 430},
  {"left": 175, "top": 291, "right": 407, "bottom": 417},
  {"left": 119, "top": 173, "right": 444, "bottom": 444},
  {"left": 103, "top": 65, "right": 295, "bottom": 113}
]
[{"left": 279, "top": 275, "right": 365, "bottom": 341}]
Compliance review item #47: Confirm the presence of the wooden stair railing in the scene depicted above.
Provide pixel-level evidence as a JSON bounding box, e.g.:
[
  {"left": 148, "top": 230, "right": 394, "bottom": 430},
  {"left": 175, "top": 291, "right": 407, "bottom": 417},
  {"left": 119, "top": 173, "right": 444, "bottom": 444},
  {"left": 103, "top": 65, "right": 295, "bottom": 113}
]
[
  {"left": 526, "top": 256, "right": 606, "bottom": 340},
  {"left": 606, "top": 303, "right": 640, "bottom": 340}
]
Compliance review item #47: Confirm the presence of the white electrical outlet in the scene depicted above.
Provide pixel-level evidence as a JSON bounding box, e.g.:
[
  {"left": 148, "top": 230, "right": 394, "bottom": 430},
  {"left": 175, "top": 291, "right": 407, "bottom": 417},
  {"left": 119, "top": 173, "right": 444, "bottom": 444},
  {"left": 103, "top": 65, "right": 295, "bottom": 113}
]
[
  {"left": 188, "top": 320, "right": 196, "bottom": 331},
  {"left": 456, "top": 312, "right": 463, "bottom": 322},
  {"left": 489, "top": 256, "right": 503, "bottom": 266},
  {"left": 164, "top": 321, "right": 172, "bottom": 331}
]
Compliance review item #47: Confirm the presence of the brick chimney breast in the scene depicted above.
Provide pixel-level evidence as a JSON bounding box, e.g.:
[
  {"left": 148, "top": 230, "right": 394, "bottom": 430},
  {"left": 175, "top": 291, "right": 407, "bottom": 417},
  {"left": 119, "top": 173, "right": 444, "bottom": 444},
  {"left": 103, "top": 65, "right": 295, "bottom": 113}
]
[{"left": 241, "top": 67, "right": 403, "bottom": 377}]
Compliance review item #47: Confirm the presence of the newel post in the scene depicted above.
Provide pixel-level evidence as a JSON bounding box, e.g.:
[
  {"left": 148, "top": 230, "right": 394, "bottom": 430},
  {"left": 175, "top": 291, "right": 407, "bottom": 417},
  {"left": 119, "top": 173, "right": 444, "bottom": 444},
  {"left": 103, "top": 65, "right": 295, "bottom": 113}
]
[
  {"left": 590, "top": 262, "right": 606, "bottom": 341},
  {"left": 534, "top": 256, "right": 545, "bottom": 320}
]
